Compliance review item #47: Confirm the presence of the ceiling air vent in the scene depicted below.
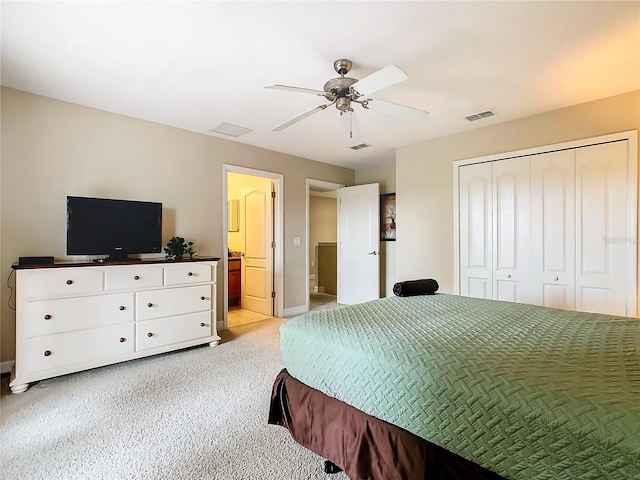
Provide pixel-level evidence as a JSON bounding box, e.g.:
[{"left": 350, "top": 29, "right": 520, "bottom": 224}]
[
  {"left": 465, "top": 110, "right": 496, "bottom": 122},
  {"left": 209, "top": 122, "right": 253, "bottom": 137},
  {"left": 350, "top": 143, "right": 371, "bottom": 150}
]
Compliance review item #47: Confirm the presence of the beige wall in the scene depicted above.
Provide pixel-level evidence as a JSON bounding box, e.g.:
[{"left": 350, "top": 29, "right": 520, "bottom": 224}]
[
  {"left": 356, "top": 162, "right": 397, "bottom": 297},
  {"left": 396, "top": 90, "right": 640, "bottom": 294},
  {"left": 0, "top": 87, "right": 354, "bottom": 363}
]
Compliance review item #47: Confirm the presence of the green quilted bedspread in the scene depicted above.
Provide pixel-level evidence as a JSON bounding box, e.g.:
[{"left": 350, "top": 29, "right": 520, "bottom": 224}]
[{"left": 280, "top": 294, "right": 640, "bottom": 479}]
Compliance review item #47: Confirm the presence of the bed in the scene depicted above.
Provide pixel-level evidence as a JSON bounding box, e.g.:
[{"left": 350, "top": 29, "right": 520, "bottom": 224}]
[{"left": 268, "top": 294, "right": 640, "bottom": 479}]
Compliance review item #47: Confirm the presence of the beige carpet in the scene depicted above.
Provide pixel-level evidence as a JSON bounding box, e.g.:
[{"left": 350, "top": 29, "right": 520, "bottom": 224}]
[
  {"left": 309, "top": 294, "right": 342, "bottom": 312},
  {"left": 1, "top": 318, "right": 349, "bottom": 480}
]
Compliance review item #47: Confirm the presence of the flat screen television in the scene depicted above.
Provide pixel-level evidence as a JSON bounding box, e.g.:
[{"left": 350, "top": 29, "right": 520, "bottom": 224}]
[{"left": 67, "top": 196, "right": 162, "bottom": 261}]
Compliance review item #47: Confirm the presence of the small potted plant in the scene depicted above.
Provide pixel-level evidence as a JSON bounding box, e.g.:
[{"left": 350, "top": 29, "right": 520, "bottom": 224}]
[{"left": 164, "top": 236, "right": 196, "bottom": 260}]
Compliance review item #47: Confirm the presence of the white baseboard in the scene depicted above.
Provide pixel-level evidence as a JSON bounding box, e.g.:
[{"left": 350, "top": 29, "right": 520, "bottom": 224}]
[
  {"left": 1, "top": 360, "right": 15, "bottom": 375},
  {"left": 283, "top": 305, "right": 308, "bottom": 317}
]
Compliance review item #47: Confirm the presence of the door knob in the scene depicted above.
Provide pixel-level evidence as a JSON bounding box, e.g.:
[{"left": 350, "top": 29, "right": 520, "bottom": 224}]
[
  {"left": 506, "top": 274, "right": 512, "bottom": 279},
  {"left": 367, "top": 251, "right": 378, "bottom": 255}
]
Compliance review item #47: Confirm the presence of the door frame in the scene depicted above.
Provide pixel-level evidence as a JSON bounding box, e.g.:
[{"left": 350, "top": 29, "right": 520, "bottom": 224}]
[
  {"left": 306, "top": 179, "right": 345, "bottom": 312},
  {"left": 223, "top": 165, "right": 284, "bottom": 328}
]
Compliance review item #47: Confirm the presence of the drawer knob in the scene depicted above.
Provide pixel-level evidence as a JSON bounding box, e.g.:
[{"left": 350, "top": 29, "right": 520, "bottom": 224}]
[
  {"left": 119, "top": 306, "right": 126, "bottom": 311},
  {"left": 200, "top": 296, "right": 206, "bottom": 301},
  {"left": 119, "top": 337, "right": 126, "bottom": 343},
  {"left": 44, "top": 314, "right": 52, "bottom": 320},
  {"left": 147, "top": 332, "right": 153, "bottom": 337},
  {"left": 188, "top": 272, "right": 193, "bottom": 277},
  {"left": 200, "top": 322, "right": 206, "bottom": 327},
  {"left": 147, "top": 303, "right": 153, "bottom": 308},
  {"left": 554, "top": 276, "right": 559, "bottom": 281},
  {"left": 44, "top": 350, "right": 52, "bottom": 357},
  {"left": 134, "top": 275, "right": 140, "bottom": 280},
  {"left": 66, "top": 280, "right": 73, "bottom": 285}
]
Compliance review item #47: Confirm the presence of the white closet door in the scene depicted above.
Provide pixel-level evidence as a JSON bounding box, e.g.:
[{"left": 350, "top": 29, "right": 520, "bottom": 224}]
[
  {"left": 530, "top": 149, "right": 576, "bottom": 309},
  {"left": 492, "top": 158, "right": 531, "bottom": 303},
  {"left": 575, "top": 141, "right": 629, "bottom": 315},
  {"left": 459, "top": 162, "right": 493, "bottom": 299}
]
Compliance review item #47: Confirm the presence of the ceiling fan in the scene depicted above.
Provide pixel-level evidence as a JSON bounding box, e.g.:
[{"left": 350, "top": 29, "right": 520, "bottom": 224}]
[{"left": 265, "top": 59, "right": 429, "bottom": 141}]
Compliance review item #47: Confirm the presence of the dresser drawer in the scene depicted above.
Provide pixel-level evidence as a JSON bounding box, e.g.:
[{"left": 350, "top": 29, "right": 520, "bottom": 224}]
[
  {"left": 136, "top": 311, "right": 212, "bottom": 351},
  {"left": 104, "top": 265, "right": 164, "bottom": 291},
  {"left": 19, "top": 268, "right": 104, "bottom": 299},
  {"left": 164, "top": 263, "right": 212, "bottom": 286},
  {"left": 23, "top": 293, "right": 134, "bottom": 337},
  {"left": 25, "top": 324, "right": 135, "bottom": 373},
  {"left": 136, "top": 285, "right": 212, "bottom": 320}
]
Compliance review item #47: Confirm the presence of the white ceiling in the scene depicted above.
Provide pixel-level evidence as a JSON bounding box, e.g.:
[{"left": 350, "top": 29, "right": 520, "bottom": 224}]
[{"left": 2, "top": 1, "right": 639, "bottom": 170}]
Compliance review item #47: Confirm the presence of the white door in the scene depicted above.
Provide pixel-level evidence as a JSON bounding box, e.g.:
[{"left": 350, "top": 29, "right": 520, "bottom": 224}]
[
  {"left": 337, "top": 183, "right": 380, "bottom": 305},
  {"left": 459, "top": 162, "right": 493, "bottom": 299},
  {"left": 242, "top": 177, "right": 274, "bottom": 316},
  {"left": 492, "top": 158, "right": 531, "bottom": 303},
  {"left": 575, "top": 141, "right": 629, "bottom": 315},
  {"left": 530, "top": 149, "right": 575, "bottom": 309}
]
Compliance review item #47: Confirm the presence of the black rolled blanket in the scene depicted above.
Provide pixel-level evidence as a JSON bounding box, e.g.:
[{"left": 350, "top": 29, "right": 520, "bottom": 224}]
[{"left": 393, "top": 279, "right": 439, "bottom": 297}]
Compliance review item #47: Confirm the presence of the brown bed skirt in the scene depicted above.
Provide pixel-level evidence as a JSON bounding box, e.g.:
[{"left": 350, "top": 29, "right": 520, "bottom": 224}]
[{"left": 268, "top": 369, "right": 506, "bottom": 480}]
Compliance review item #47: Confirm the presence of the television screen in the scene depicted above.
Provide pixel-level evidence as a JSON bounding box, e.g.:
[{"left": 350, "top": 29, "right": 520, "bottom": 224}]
[{"left": 67, "top": 196, "right": 162, "bottom": 260}]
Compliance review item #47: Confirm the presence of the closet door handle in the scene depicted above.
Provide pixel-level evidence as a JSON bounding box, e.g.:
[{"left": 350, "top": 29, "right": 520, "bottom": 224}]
[{"left": 367, "top": 251, "right": 378, "bottom": 255}]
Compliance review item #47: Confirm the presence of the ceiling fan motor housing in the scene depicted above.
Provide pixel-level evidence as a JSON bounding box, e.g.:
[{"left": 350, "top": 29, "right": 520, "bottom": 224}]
[{"left": 323, "top": 76, "right": 358, "bottom": 111}]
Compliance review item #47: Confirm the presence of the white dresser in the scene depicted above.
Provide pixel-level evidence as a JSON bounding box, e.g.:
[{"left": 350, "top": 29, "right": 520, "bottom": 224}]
[{"left": 10, "top": 258, "right": 220, "bottom": 393}]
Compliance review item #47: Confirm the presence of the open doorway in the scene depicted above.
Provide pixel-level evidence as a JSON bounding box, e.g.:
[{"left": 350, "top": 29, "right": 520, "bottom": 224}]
[
  {"left": 306, "top": 179, "right": 344, "bottom": 312},
  {"left": 224, "top": 166, "right": 283, "bottom": 329}
]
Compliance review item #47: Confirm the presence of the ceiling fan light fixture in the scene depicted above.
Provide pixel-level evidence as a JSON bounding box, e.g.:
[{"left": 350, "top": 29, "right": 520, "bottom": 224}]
[{"left": 336, "top": 97, "right": 353, "bottom": 112}]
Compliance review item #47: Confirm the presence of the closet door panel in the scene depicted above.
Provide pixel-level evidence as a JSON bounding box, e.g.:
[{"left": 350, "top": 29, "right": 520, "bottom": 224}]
[
  {"left": 459, "top": 163, "right": 493, "bottom": 299},
  {"left": 492, "top": 158, "right": 530, "bottom": 303},
  {"left": 575, "top": 141, "right": 629, "bottom": 315},
  {"left": 530, "top": 149, "right": 575, "bottom": 309}
]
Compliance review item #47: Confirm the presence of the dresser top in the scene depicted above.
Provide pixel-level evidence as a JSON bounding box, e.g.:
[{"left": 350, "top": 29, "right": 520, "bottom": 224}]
[{"left": 12, "top": 257, "right": 221, "bottom": 270}]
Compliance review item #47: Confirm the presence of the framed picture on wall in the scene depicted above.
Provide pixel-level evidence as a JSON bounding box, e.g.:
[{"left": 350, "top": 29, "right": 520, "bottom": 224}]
[{"left": 380, "top": 193, "right": 396, "bottom": 241}]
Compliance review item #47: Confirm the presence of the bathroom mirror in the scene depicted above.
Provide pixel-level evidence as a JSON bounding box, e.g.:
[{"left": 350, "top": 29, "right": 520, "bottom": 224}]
[{"left": 228, "top": 199, "right": 239, "bottom": 232}]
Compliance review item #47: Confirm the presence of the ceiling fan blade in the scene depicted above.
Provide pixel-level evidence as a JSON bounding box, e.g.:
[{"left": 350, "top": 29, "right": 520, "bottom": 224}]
[
  {"left": 340, "top": 111, "right": 362, "bottom": 145},
  {"left": 264, "top": 84, "right": 327, "bottom": 97},
  {"left": 351, "top": 64, "right": 408, "bottom": 97},
  {"left": 364, "top": 98, "right": 429, "bottom": 122},
  {"left": 272, "top": 104, "right": 329, "bottom": 131}
]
